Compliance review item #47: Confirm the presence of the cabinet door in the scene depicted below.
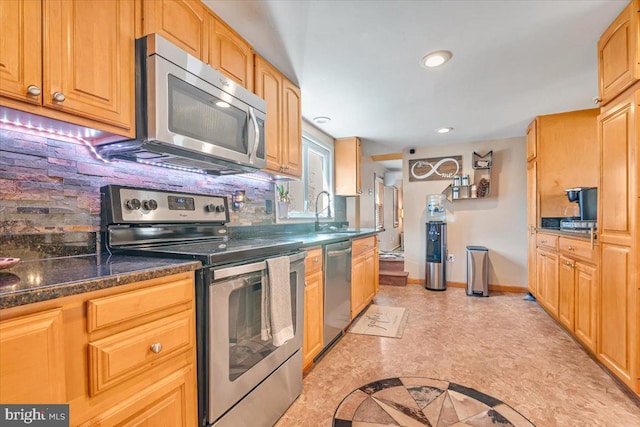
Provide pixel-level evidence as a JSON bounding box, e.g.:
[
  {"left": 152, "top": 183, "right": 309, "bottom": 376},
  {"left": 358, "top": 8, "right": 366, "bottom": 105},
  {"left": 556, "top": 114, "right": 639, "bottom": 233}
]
[
  {"left": 207, "top": 15, "right": 253, "bottom": 90},
  {"left": 0, "top": 309, "right": 66, "bottom": 404},
  {"left": 142, "top": 0, "right": 207, "bottom": 60},
  {"left": 527, "top": 161, "right": 538, "bottom": 294},
  {"left": 351, "top": 255, "right": 366, "bottom": 319},
  {"left": 335, "top": 137, "right": 362, "bottom": 196},
  {"left": 599, "top": 243, "right": 633, "bottom": 383},
  {"left": 535, "top": 249, "right": 546, "bottom": 307},
  {"left": 526, "top": 118, "right": 537, "bottom": 161},
  {"left": 303, "top": 270, "right": 324, "bottom": 370},
  {"left": 537, "top": 249, "right": 558, "bottom": 316},
  {"left": 281, "top": 78, "right": 302, "bottom": 177},
  {"left": 575, "top": 261, "right": 598, "bottom": 352},
  {"left": 597, "top": 1, "right": 639, "bottom": 104},
  {"left": 558, "top": 256, "right": 575, "bottom": 331},
  {"left": 0, "top": 0, "right": 41, "bottom": 105},
  {"left": 44, "top": 0, "right": 134, "bottom": 131},
  {"left": 254, "top": 56, "right": 282, "bottom": 173},
  {"left": 79, "top": 366, "right": 197, "bottom": 426},
  {"left": 363, "top": 251, "right": 376, "bottom": 306}
]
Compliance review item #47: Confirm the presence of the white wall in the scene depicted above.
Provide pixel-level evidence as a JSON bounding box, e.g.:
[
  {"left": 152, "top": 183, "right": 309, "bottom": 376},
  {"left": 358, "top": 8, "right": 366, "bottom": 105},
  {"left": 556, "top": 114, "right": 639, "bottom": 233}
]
[{"left": 403, "top": 137, "right": 527, "bottom": 287}]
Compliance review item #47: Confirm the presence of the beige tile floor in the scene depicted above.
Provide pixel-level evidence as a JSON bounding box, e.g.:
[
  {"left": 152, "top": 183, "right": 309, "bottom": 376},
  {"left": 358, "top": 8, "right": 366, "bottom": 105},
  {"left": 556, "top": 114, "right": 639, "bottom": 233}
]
[{"left": 276, "top": 285, "right": 640, "bottom": 427}]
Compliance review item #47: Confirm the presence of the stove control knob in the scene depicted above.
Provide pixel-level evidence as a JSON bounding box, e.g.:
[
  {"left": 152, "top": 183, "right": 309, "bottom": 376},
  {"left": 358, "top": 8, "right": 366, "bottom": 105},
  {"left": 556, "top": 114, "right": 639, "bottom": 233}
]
[
  {"left": 206, "top": 203, "right": 225, "bottom": 213},
  {"left": 143, "top": 199, "right": 158, "bottom": 211},
  {"left": 125, "top": 198, "right": 141, "bottom": 210}
]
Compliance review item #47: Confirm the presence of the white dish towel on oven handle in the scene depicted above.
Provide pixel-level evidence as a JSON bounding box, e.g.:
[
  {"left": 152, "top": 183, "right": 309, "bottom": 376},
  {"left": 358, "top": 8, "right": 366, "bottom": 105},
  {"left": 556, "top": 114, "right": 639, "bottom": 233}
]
[{"left": 261, "top": 256, "right": 294, "bottom": 347}]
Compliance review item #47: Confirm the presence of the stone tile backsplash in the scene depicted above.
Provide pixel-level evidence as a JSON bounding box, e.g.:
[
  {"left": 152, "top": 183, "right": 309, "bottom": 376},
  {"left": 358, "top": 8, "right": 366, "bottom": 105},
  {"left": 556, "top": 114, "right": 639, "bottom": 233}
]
[{"left": 0, "top": 129, "right": 275, "bottom": 235}]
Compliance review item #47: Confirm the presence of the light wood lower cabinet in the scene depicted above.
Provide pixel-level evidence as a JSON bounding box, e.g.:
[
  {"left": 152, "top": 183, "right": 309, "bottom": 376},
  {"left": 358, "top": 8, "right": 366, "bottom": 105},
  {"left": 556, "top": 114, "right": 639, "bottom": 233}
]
[
  {"left": 0, "top": 271, "right": 198, "bottom": 425},
  {"left": 558, "top": 256, "right": 576, "bottom": 331},
  {"left": 536, "top": 248, "right": 559, "bottom": 316},
  {"left": 303, "top": 247, "right": 323, "bottom": 370},
  {"left": 0, "top": 308, "right": 66, "bottom": 404},
  {"left": 351, "top": 236, "right": 378, "bottom": 319},
  {"left": 574, "top": 262, "right": 598, "bottom": 352}
]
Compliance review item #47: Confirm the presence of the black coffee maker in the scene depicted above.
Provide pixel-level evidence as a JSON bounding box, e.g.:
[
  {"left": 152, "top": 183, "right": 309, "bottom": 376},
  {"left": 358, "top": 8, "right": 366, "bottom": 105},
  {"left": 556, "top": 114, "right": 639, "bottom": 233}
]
[{"left": 565, "top": 187, "right": 597, "bottom": 220}]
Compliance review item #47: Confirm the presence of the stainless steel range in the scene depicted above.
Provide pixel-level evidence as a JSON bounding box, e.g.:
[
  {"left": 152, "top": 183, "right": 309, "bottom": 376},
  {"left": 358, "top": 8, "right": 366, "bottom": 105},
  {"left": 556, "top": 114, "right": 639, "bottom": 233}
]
[{"left": 101, "top": 185, "right": 304, "bottom": 427}]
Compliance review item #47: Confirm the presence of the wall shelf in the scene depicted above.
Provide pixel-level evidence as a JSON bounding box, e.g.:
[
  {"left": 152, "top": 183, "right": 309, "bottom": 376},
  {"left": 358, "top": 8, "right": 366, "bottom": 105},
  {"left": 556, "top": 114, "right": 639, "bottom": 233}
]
[{"left": 442, "top": 151, "right": 493, "bottom": 201}]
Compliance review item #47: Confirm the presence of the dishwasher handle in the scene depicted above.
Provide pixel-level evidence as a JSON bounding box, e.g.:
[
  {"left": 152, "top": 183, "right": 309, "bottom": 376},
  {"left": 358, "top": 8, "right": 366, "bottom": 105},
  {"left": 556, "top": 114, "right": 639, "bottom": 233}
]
[{"left": 327, "top": 247, "right": 352, "bottom": 257}]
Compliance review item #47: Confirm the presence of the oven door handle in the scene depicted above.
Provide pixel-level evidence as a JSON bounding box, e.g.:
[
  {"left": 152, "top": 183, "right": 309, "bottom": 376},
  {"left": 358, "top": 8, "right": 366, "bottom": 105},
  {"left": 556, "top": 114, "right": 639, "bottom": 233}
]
[{"left": 212, "top": 251, "right": 305, "bottom": 281}]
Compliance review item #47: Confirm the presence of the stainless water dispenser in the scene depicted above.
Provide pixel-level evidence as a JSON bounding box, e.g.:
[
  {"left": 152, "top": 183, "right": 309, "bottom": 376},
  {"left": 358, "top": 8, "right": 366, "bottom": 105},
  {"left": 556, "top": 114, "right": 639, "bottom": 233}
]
[{"left": 425, "top": 221, "right": 447, "bottom": 290}]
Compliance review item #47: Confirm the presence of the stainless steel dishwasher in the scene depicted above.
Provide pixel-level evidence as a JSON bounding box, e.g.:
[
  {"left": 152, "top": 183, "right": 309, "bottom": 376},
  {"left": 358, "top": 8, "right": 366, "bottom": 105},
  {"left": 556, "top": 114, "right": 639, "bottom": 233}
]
[{"left": 323, "top": 240, "right": 352, "bottom": 348}]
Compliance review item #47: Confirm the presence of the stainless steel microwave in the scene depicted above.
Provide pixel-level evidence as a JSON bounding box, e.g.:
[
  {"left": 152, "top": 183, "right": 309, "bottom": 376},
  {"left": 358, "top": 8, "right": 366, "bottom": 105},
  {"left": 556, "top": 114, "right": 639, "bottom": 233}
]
[{"left": 97, "top": 34, "right": 267, "bottom": 175}]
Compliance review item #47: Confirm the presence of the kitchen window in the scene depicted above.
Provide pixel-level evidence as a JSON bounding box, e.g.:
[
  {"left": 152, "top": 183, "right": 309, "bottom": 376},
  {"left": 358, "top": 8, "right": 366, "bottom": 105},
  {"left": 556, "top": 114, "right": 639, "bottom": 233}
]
[{"left": 276, "top": 135, "right": 333, "bottom": 220}]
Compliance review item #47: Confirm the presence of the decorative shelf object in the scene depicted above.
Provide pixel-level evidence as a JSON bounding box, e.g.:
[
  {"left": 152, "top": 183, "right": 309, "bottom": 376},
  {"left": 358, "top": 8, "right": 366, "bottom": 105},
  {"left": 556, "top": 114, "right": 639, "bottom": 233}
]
[{"left": 442, "top": 151, "right": 493, "bottom": 201}]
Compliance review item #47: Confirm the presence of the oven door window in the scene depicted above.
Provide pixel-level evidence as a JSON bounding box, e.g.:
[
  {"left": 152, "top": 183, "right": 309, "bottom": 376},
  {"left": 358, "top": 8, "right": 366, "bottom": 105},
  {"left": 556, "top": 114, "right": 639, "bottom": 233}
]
[
  {"left": 227, "top": 271, "right": 297, "bottom": 381},
  {"left": 168, "top": 74, "right": 248, "bottom": 154}
]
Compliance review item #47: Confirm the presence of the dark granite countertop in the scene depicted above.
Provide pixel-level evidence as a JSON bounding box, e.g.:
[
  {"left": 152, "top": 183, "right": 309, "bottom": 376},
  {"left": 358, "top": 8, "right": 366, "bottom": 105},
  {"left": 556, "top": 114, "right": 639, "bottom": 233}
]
[
  {"left": 0, "top": 255, "right": 201, "bottom": 310},
  {"left": 277, "top": 228, "right": 380, "bottom": 247}
]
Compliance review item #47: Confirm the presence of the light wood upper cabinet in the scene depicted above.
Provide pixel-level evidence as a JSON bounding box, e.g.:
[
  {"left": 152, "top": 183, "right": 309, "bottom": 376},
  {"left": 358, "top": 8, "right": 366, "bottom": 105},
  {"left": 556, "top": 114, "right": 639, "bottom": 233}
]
[
  {"left": 526, "top": 118, "right": 538, "bottom": 161},
  {"left": 282, "top": 79, "right": 303, "bottom": 176},
  {"left": 597, "top": 0, "right": 640, "bottom": 105},
  {"left": 0, "top": 0, "right": 41, "bottom": 105},
  {"left": 254, "top": 55, "right": 302, "bottom": 178},
  {"left": 535, "top": 109, "right": 599, "bottom": 218},
  {"left": 142, "top": 0, "right": 207, "bottom": 60},
  {"left": 335, "top": 137, "right": 363, "bottom": 196},
  {"left": 0, "top": 0, "right": 135, "bottom": 136},
  {"left": 207, "top": 14, "right": 254, "bottom": 90},
  {"left": 44, "top": 0, "right": 134, "bottom": 130},
  {"left": 0, "top": 308, "right": 66, "bottom": 404}
]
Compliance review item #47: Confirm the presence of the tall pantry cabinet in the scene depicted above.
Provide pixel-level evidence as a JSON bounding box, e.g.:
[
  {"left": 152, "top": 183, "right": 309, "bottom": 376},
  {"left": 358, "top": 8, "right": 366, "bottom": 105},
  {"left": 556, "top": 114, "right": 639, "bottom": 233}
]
[{"left": 596, "top": 0, "right": 639, "bottom": 394}]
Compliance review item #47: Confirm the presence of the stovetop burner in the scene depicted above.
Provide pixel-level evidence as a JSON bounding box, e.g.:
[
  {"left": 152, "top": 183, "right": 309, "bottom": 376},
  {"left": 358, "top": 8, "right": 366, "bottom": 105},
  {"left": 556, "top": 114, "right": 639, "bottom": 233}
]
[{"left": 134, "top": 237, "right": 301, "bottom": 266}]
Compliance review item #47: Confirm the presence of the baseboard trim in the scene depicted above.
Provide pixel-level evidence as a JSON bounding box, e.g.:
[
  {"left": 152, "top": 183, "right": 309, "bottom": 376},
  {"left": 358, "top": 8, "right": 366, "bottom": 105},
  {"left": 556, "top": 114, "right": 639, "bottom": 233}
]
[{"left": 406, "top": 279, "right": 526, "bottom": 293}]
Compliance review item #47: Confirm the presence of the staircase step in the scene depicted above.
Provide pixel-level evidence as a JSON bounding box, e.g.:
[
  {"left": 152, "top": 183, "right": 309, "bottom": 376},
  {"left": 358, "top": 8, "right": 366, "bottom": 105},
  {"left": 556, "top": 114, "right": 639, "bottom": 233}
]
[
  {"left": 379, "top": 258, "right": 404, "bottom": 272},
  {"left": 379, "top": 270, "right": 408, "bottom": 287}
]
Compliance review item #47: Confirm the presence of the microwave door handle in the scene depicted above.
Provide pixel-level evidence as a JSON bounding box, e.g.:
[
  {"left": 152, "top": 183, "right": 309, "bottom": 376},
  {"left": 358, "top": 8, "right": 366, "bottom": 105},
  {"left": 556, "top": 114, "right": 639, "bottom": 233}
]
[{"left": 248, "top": 107, "right": 260, "bottom": 163}]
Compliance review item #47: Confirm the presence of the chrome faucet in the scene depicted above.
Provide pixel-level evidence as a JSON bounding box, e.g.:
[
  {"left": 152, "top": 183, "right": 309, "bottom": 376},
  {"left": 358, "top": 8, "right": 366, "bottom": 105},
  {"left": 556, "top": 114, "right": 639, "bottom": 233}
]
[{"left": 314, "top": 191, "right": 332, "bottom": 231}]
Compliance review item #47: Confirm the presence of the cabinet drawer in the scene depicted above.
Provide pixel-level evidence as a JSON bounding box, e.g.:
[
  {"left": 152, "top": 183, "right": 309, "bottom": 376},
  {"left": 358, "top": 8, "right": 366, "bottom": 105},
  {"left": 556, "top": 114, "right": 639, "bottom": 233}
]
[
  {"left": 352, "top": 236, "right": 376, "bottom": 257},
  {"left": 536, "top": 233, "right": 558, "bottom": 250},
  {"left": 305, "top": 247, "right": 323, "bottom": 275},
  {"left": 559, "top": 237, "right": 597, "bottom": 263},
  {"left": 88, "top": 310, "right": 194, "bottom": 396},
  {"left": 86, "top": 273, "right": 193, "bottom": 332}
]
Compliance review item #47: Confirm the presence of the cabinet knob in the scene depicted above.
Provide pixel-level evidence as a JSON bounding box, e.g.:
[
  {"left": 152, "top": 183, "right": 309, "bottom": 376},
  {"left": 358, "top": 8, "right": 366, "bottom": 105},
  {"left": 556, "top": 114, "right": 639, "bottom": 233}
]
[
  {"left": 313, "top": 257, "right": 319, "bottom": 263},
  {"left": 540, "top": 253, "right": 546, "bottom": 257},
  {"left": 540, "top": 239, "right": 546, "bottom": 244},
  {"left": 567, "top": 246, "right": 574, "bottom": 251},
  {"left": 52, "top": 91, "right": 66, "bottom": 102},
  {"left": 27, "top": 85, "right": 41, "bottom": 96},
  {"left": 150, "top": 343, "right": 163, "bottom": 353}
]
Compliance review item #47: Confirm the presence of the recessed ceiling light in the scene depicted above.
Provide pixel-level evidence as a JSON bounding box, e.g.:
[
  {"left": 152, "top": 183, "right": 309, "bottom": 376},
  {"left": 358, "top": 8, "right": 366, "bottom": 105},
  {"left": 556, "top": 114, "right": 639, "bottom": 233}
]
[
  {"left": 215, "top": 101, "right": 230, "bottom": 108},
  {"left": 436, "top": 127, "right": 453, "bottom": 134},
  {"left": 421, "top": 50, "right": 453, "bottom": 68},
  {"left": 313, "top": 116, "right": 331, "bottom": 124}
]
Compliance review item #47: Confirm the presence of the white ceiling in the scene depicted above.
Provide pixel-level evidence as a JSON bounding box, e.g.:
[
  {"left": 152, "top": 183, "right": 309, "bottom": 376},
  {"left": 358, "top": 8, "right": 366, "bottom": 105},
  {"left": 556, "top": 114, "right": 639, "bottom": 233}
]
[{"left": 204, "top": 0, "right": 626, "bottom": 153}]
